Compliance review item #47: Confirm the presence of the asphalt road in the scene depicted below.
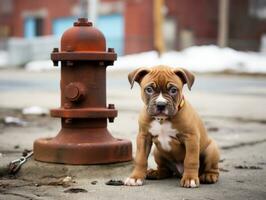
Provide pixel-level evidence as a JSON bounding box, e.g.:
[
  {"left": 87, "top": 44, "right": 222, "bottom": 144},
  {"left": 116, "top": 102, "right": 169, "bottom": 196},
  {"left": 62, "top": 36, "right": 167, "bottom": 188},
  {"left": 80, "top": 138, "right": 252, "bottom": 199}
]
[
  {"left": 1, "top": 69, "right": 266, "bottom": 95},
  {"left": 0, "top": 69, "right": 266, "bottom": 200}
]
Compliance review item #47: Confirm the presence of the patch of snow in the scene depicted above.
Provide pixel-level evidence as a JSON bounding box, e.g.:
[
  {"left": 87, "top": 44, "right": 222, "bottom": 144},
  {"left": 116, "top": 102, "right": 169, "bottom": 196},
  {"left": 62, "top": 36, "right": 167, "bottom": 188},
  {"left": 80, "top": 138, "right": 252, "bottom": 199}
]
[
  {"left": 4, "top": 116, "right": 28, "bottom": 126},
  {"left": 25, "top": 60, "right": 59, "bottom": 72},
  {"left": 25, "top": 45, "right": 266, "bottom": 73},
  {"left": 110, "top": 45, "right": 266, "bottom": 73},
  {"left": 22, "top": 106, "right": 49, "bottom": 115},
  {"left": 260, "top": 34, "right": 266, "bottom": 54},
  {"left": 0, "top": 50, "right": 9, "bottom": 68},
  {"left": 62, "top": 176, "right": 72, "bottom": 183}
]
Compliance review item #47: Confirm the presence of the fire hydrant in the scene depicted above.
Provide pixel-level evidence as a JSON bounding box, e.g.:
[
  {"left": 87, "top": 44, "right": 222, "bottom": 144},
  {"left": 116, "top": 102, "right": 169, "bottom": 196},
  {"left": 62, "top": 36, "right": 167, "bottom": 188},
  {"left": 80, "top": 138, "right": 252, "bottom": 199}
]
[{"left": 33, "top": 18, "right": 132, "bottom": 164}]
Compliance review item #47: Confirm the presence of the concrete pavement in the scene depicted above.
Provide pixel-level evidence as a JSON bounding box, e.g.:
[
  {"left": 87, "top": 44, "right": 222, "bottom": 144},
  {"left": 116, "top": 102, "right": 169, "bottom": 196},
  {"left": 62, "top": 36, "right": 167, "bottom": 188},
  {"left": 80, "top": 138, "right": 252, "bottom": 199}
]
[{"left": 0, "top": 69, "right": 266, "bottom": 200}]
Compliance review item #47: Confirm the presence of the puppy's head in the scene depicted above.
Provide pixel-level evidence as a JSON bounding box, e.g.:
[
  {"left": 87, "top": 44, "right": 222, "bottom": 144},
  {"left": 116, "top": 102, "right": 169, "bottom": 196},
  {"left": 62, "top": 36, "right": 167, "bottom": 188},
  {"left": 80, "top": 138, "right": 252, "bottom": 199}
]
[{"left": 128, "top": 65, "right": 195, "bottom": 118}]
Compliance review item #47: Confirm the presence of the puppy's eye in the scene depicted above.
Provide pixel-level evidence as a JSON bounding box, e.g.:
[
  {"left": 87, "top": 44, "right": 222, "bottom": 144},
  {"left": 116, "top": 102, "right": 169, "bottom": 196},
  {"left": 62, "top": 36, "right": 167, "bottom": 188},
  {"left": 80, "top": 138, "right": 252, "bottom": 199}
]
[
  {"left": 169, "top": 86, "right": 178, "bottom": 96},
  {"left": 145, "top": 86, "right": 154, "bottom": 95}
]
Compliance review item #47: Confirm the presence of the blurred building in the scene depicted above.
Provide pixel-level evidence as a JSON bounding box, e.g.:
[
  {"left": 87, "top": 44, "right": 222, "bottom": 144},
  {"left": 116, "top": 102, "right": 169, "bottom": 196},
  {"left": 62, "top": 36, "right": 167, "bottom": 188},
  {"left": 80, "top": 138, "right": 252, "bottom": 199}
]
[
  {"left": 125, "top": 0, "right": 266, "bottom": 53},
  {"left": 0, "top": 0, "right": 266, "bottom": 58},
  {"left": 0, "top": 0, "right": 124, "bottom": 55}
]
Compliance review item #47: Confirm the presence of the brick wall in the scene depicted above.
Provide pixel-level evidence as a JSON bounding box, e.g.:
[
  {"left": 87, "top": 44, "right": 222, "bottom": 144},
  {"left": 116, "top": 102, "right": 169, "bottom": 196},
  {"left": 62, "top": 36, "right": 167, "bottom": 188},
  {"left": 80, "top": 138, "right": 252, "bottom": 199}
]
[
  {"left": 124, "top": 0, "right": 154, "bottom": 54},
  {"left": 229, "top": 0, "right": 266, "bottom": 51},
  {"left": 124, "top": 0, "right": 219, "bottom": 53},
  {"left": 11, "top": 0, "right": 78, "bottom": 37},
  {"left": 174, "top": 0, "right": 218, "bottom": 48}
]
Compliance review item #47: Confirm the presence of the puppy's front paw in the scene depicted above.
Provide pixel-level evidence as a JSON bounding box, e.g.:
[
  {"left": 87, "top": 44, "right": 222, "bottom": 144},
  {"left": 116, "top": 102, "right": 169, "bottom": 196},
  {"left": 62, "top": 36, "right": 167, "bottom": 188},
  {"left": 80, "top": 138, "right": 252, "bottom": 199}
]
[
  {"left": 180, "top": 174, "right": 199, "bottom": 188},
  {"left": 124, "top": 177, "right": 144, "bottom": 186},
  {"left": 200, "top": 172, "right": 219, "bottom": 184}
]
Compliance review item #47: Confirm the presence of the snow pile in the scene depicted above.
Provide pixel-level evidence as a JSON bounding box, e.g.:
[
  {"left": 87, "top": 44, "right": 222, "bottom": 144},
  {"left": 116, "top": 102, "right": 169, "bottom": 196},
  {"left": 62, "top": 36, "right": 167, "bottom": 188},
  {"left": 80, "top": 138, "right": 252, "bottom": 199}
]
[
  {"left": 4, "top": 116, "right": 28, "bottom": 126},
  {"left": 25, "top": 60, "right": 58, "bottom": 71},
  {"left": 0, "top": 50, "right": 8, "bottom": 68},
  {"left": 22, "top": 106, "right": 49, "bottom": 116},
  {"left": 25, "top": 45, "right": 266, "bottom": 73},
  {"left": 110, "top": 45, "right": 266, "bottom": 73}
]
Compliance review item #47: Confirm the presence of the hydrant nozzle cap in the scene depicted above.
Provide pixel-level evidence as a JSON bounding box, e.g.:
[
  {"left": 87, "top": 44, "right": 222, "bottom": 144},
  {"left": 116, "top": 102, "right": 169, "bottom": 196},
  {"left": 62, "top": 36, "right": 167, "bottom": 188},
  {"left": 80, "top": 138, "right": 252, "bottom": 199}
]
[{"left": 74, "top": 18, "right": 93, "bottom": 27}]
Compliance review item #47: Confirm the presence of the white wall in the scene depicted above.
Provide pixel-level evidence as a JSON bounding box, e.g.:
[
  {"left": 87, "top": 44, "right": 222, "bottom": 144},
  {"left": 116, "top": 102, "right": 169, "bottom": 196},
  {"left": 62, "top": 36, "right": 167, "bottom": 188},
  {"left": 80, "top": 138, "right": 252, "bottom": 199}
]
[{"left": 7, "top": 36, "right": 59, "bottom": 66}]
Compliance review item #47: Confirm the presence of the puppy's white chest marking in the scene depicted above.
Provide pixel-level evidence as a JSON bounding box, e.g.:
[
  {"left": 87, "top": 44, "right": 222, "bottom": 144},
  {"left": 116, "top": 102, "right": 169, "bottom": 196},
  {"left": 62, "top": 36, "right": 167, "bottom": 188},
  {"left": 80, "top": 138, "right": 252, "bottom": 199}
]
[{"left": 149, "top": 120, "right": 177, "bottom": 151}]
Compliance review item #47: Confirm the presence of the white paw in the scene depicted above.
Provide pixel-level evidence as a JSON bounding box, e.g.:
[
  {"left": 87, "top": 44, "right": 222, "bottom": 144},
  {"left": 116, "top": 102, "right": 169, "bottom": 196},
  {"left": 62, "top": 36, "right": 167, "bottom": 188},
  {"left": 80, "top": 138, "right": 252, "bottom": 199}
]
[
  {"left": 189, "top": 179, "right": 197, "bottom": 188},
  {"left": 124, "top": 177, "right": 143, "bottom": 186},
  {"left": 181, "top": 176, "right": 199, "bottom": 188}
]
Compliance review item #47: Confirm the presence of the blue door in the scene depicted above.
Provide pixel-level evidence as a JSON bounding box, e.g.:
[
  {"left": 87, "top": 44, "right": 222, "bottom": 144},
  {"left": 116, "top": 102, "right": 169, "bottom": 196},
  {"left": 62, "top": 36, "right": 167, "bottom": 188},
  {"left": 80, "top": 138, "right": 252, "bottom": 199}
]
[
  {"left": 97, "top": 14, "right": 124, "bottom": 55},
  {"left": 52, "top": 17, "right": 76, "bottom": 37},
  {"left": 24, "top": 17, "right": 44, "bottom": 38},
  {"left": 24, "top": 17, "right": 36, "bottom": 38}
]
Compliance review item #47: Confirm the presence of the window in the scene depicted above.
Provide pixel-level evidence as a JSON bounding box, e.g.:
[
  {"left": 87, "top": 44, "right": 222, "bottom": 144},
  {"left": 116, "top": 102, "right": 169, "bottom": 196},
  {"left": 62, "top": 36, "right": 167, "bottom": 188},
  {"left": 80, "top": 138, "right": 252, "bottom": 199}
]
[
  {"left": 35, "top": 18, "right": 44, "bottom": 36},
  {"left": 24, "top": 17, "right": 44, "bottom": 38},
  {"left": 249, "top": 0, "right": 266, "bottom": 19}
]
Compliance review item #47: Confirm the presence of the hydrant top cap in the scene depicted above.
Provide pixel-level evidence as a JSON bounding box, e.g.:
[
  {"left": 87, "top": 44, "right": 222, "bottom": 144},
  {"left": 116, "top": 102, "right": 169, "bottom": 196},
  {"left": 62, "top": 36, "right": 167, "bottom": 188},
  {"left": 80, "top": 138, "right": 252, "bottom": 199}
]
[
  {"left": 74, "top": 18, "right": 93, "bottom": 27},
  {"left": 61, "top": 18, "right": 106, "bottom": 52}
]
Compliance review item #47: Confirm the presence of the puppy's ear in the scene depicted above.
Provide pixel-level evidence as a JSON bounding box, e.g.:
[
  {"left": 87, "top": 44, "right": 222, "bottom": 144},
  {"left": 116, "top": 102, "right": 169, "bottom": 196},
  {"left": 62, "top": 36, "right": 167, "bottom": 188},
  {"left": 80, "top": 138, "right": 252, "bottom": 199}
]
[
  {"left": 128, "top": 67, "right": 150, "bottom": 89},
  {"left": 173, "top": 68, "right": 195, "bottom": 90}
]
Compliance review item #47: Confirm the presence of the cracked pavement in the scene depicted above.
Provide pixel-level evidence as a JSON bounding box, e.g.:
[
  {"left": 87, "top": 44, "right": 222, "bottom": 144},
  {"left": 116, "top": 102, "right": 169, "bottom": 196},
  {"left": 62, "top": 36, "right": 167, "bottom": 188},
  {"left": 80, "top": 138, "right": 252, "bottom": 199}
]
[{"left": 0, "top": 69, "right": 266, "bottom": 200}]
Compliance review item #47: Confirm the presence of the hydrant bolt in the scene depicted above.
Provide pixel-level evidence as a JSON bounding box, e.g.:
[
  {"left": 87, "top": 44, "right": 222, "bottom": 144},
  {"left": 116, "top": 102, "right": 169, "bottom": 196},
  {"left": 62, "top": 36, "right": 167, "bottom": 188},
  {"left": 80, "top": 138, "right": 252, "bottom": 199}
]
[
  {"left": 108, "top": 48, "right": 115, "bottom": 53},
  {"left": 108, "top": 104, "right": 115, "bottom": 109},
  {"left": 74, "top": 18, "right": 93, "bottom": 27},
  {"left": 108, "top": 104, "right": 115, "bottom": 122},
  {"left": 53, "top": 61, "right": 59, "bottom": 67},
  {"left": 65, "top": 82, "right": 85, "bottom": 102},
  {"left": 52, "top": 47, "right": 59, "bottom": 66},
  {"left": 108, "top": 117, "right": 114, "bottom": 123}
]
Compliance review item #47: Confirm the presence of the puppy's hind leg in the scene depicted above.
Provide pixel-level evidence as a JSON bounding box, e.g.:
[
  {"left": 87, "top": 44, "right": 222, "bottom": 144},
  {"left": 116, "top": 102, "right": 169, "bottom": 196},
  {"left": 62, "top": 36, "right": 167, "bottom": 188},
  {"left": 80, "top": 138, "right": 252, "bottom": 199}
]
[
  {"left": 200, "top": 139, "right": 220, "bottom": 184},
  {"left": 146, "top": 148, "right": 173, "bottom": 180}
]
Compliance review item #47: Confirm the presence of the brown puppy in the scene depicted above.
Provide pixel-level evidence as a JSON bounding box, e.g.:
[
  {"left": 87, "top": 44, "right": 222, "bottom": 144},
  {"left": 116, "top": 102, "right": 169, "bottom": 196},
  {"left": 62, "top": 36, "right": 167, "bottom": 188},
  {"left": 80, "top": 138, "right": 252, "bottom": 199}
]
[{"left": 124, "top": 65, "right": 220, "bottom": 188}]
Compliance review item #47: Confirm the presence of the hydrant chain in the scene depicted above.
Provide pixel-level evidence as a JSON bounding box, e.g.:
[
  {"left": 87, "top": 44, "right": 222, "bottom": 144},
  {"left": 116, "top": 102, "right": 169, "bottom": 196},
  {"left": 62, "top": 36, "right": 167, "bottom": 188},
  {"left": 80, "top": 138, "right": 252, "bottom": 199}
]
[{"left": 8, "top": 151, "right": 33, "bottom": 174}]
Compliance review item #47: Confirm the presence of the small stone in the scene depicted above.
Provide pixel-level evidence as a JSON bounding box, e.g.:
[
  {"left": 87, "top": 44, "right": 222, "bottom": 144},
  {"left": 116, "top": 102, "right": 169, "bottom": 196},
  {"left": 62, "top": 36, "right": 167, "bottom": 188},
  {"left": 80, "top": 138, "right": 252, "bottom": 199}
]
[
  {"left": 219, "top": 167, "right": 229, "bottom": 172},
  {"left": 207, "top": 127, "right": 219, "bottom": 132},
  {"left": 91, "top": 180, "right": 98, "bottom": 185},
  {"left": 105, "top": 179, "right": 124, "bottom": 186},
  {"left": 235, "top": 165, "right": 263, "bottom": 170},
  {"left": 249, "top": 166, "right": 263, "bottom": 170},
  {"left": 62, "top": 176, "right": 72, "bottom": 183},
  {"left": 64, "top": 188, "right": 88, "bottom": 193}
]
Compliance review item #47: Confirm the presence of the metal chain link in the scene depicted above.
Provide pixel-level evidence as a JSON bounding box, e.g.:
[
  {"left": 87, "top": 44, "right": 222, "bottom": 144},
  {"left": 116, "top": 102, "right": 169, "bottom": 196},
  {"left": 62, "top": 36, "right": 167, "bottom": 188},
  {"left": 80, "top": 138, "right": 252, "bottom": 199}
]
[{"left": 8, "top": 151, "right": 33, "bottom": 174}]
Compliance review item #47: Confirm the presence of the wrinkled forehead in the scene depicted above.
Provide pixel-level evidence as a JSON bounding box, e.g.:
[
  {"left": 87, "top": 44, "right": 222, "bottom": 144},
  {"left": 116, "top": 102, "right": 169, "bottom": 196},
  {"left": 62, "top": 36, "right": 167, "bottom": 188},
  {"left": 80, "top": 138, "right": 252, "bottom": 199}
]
[{"left": 141, "top": 69, "right": 183, "bottom": 89}]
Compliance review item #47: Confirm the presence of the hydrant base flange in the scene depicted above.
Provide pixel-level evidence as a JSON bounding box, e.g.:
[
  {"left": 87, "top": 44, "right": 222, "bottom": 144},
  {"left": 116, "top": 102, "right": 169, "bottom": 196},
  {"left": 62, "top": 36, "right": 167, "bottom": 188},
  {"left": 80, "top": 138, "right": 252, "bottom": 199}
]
[{"left": 33, "top": 127, "right": 132, "bottom": 164}]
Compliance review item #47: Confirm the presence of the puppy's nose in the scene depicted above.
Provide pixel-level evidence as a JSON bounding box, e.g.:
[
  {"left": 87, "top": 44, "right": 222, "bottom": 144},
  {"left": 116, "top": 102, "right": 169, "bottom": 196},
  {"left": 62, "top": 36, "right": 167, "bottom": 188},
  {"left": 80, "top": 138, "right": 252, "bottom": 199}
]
[{"left": 156, "top": 101, "right": 166, "bottom": 111}]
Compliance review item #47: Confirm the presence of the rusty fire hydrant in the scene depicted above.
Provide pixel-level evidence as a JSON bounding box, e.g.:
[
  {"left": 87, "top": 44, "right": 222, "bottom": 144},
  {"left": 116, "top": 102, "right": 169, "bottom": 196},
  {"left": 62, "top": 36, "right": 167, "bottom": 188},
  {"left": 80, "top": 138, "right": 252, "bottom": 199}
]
[{"left": 33, "top": 18, "right": 132, "bottom": 164}]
